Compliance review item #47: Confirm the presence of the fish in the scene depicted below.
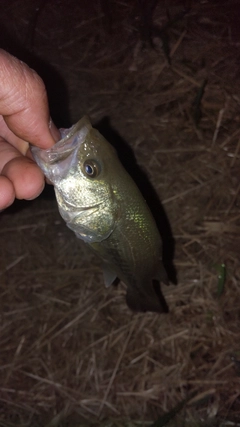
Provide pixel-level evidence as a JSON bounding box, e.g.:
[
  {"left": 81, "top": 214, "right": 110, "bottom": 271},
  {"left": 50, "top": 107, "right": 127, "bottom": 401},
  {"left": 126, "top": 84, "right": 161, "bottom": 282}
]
[{"left": 31, "top": 116, "right": 168, "bottom": 313}]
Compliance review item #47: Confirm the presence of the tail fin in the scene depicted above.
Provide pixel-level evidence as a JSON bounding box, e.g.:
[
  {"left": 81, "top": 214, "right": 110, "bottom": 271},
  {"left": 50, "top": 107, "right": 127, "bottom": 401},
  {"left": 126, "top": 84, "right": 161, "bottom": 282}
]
[{"left": 126, "top": 281, "right": 168, "bottom": 313}]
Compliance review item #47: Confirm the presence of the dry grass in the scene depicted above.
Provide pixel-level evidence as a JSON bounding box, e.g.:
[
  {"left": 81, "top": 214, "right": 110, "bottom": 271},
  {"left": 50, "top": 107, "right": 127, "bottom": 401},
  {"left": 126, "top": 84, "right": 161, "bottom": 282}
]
[{"left": 1, "top": 0, "right": 240, "bottom": 425}]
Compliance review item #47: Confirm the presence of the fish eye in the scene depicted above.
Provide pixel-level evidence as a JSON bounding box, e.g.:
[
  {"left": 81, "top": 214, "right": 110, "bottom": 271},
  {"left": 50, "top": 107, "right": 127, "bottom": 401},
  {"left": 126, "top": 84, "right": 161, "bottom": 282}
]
[{"left": 83, "top": 160, "right": 99, "bottom": 178}]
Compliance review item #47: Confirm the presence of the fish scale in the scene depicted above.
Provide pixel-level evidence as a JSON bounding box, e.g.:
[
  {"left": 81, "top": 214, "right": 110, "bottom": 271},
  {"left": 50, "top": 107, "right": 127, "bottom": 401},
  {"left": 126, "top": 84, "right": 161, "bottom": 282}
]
[{"left": 32, "top": 116, "right": 168, "bottom": 313}]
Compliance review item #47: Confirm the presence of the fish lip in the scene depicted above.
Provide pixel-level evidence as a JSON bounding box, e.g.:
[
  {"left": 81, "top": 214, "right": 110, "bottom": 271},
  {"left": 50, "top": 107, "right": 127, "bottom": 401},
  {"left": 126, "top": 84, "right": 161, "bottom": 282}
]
[
  {"left": 31, "top": 120, "right": 89, "bottom": 164},
  {"left": 31, "top": 116, "right": 92, "bottom": 182}
]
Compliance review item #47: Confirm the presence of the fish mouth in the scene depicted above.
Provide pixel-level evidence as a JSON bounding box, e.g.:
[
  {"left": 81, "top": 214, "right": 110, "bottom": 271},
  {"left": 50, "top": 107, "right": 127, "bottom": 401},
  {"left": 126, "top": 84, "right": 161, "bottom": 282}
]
[
  {"left": 56, "top": 188, "right": 103, "bottom": 220},
  {"left": 62, "top": 199, "right": 102, "bottom": 212},
  {"left": 57, "top": 198, "right": 107, "bottom": 243},
  {"left": 31, "top": 116, "right": 92, "bottom": 182}
]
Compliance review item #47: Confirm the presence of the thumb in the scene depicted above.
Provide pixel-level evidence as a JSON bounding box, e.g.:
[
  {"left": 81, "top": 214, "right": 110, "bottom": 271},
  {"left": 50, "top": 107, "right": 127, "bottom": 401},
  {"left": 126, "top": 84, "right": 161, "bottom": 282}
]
[{"left": 0, "top": 49, "right": 59, "bottom": 149}]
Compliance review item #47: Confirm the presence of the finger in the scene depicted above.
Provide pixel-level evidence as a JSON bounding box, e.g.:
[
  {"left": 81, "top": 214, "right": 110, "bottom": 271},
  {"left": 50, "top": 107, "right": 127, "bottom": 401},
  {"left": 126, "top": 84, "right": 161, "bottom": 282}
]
[
  {"left": 1, "top": 156, "right": 45, "bottom": 201},
  {"left": 0, "top": 138, "right": 23, "bottom": 172},
  {"left": 0, "top": 115, "right": 29, "bottom": 154},
  {"left": 0, "top": 49, "right": 60, "bottom": 148},
  {"left": 0, "top": 175, "right": 15, "bottom": 209}
]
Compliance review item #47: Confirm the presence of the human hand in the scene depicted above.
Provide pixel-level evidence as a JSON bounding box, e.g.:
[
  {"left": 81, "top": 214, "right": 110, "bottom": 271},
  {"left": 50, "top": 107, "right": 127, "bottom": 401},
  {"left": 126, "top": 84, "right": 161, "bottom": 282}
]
[{"left": 0, "top": 49, "right": 60, "bottom": 210}]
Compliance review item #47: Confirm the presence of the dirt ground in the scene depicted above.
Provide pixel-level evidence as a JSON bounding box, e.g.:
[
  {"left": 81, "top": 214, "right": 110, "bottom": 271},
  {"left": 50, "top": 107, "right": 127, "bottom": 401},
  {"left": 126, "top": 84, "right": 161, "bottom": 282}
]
[{"left": 1, "top": 0, "right": 240, "bottom": 426}]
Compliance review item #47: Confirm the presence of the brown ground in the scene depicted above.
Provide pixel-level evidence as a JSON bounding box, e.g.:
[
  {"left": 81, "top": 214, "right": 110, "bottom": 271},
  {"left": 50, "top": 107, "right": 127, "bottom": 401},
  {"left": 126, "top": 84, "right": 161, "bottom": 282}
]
[{"left": 1, "top": 0, "right": 240, "bottom": 426}]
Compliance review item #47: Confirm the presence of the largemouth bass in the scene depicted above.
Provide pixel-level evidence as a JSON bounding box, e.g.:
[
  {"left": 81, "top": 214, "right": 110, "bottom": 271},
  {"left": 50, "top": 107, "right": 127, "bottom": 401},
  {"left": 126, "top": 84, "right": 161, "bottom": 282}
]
[{"left": 32, "top": 116, "right": 168, "bottom": 313}]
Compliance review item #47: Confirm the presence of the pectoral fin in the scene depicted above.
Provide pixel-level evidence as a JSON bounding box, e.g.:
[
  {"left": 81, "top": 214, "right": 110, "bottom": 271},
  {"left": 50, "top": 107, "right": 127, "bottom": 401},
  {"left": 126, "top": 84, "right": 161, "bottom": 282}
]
[{"left": 102, "top": 263, "right": 117, "bottom": 288}]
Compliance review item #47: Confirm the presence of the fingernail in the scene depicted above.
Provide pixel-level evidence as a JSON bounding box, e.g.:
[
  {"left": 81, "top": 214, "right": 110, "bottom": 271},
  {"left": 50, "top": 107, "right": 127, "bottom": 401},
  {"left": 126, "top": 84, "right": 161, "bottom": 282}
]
[{"left": 49, "top": 118, "right": 61, "bottom": 142}]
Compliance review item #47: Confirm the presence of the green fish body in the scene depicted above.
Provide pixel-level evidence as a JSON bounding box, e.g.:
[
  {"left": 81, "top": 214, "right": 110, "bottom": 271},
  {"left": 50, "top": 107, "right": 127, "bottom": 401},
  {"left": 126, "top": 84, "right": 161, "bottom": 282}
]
[{"left": 32, "top": 116, "right": 168, "bottom": 313}]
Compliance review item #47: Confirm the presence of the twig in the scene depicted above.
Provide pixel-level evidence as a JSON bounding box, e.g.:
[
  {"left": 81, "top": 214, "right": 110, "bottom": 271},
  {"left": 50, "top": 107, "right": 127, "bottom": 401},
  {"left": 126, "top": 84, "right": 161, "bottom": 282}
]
[
  {"left": 148, "top": 30, "right": 186, "bottom": 88},
  {"left": 212, "top": 97, "right": 229, "bottom": 147},
  {"left": 230, "top": 137, "right": 240, "bottom": 167},
  {"left": 98, "top": 318, "right": 137, "bottom": 416}
]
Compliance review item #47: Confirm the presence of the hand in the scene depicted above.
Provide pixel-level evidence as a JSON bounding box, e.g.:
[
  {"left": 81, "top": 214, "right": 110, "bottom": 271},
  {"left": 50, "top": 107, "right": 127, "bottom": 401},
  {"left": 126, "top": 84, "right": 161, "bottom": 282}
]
[{"left": 0, "top": 49, "right": 60, "bottom": 210}]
